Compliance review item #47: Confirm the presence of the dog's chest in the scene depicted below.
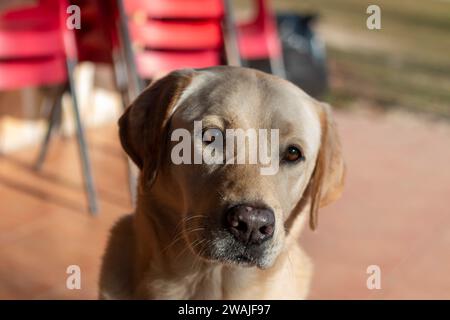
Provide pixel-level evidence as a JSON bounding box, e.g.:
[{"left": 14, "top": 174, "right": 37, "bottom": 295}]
[{"left": 147, "top": 267, "right": 224, "bottom": 299}]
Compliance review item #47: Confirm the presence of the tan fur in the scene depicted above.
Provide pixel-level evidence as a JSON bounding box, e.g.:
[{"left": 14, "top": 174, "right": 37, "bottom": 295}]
[{"left": 99, "top": 66, "right": 345, "bottom": 299}]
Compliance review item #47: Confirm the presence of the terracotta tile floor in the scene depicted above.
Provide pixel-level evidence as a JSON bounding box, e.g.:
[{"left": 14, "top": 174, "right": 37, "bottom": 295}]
[{"left": 1, "top": 111, "right": 449, "bottom": 299}]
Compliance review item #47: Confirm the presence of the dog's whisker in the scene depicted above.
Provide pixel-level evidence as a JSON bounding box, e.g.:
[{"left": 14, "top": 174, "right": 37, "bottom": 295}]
[
  {"left": 190, "top": 239, "right": 213, "bottom": 270},
  {"left": 162, "top": 215, "right": 207, "bottom": 253},
  {"left": 162, "top": 231, "right": 185, "bottom": 253},
  {"left": 183, "top": 214, "right": 208, "bottom": 223},
  {"left": 172, "top": 214, "right": 207, "bottom": 235},
  {"left": 170, "top": 224, "right": 207, "bottom": 260},
  {"left": 175, "top": 237, "right": 203, "bottom": 260},
  {"left": 162, "top": 226, "right": 205, "bottom": 253},
  {"left": 173, "top": 241, "right": 197, "bottom": 260},
  {"left": 190, "top": 239, "right": 207, "bottom": 254}
]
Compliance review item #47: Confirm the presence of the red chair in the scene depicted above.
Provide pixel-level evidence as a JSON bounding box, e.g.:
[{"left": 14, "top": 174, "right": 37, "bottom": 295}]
[
  {"left": 121, "top": 0, "right": 227, "bottom": 79},
  {"left": 0, "top": 0, "right": 98, "bottom": 214},
  {"left": 129, "top": 20, "right": 223, "bottom": 50},
  {"left": 136, "top": 50, "right": 221, "bottom": 79},
  {"left": 124, "top": 0, "right": 224, "bottom": 19},
  {"left": 71, "top": 0, "right": 115, "bottom": 64},
  {"left": 237, "top": 0, "right": 285, "bottom": 77},
  {"left": 0, "top": 2, "right": 65, "bottom": 88}
]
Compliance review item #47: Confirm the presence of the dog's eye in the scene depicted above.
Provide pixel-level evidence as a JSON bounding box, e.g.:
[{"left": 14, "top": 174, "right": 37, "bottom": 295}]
[
  {"left": 283, "top": 146, "right": 304, "bottom": 163},
  {"left": 202, "top": 128, "right": 222, "bottom": 145}
]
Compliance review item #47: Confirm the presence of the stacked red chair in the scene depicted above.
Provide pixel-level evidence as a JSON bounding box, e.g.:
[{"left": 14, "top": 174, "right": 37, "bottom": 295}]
[
  {"left": 236, "top": 0, "right": 285, "bottom": 77},
  {"left": 0, "top": 0, "right": 98, "bottom": 214},
  {"left": 122, "top": 0, "right": 226, "bottom": 79},
  {"left": 71, "top": 0, "right": 116, "bottom": 64}
]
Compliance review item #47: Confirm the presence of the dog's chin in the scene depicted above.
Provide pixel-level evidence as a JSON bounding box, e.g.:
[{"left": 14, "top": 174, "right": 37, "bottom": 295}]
[
  {"left": 225, "top": 254, "right": 275, "bottom": 269},
  {"left": 220, "top": 252, "right": 278, "bottom": 269},
  {"left": 188, "top": 239, "right": 277, "bottom": 270},
  {"left": 193, "top": 251, "right": 274, "bottom": 269}
]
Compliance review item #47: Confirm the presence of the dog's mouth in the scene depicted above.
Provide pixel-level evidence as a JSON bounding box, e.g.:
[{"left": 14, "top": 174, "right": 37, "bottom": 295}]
[
  {"left": 184, "top": 229, "right": 275, "bottom": 269},
  {"left": 233, "top": 253, "right": 259, "bottom": 267},
  {"left": 236, "top": 254, "right": 253, "bottom": 263},
  {"left": 219, "top": 247, "right": 273, "bottom": 268}
]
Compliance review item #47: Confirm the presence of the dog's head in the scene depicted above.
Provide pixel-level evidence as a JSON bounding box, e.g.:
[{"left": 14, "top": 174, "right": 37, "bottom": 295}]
[{"left": 119, "top": 67, "right": 345, "bottom": 269}]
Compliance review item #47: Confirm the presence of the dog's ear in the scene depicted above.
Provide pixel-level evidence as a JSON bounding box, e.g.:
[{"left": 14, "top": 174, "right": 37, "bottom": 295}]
[
  {"left": 306, "top": 102, "right": 345, "bottom": 230},
  {"left": 118, "top": 69, "right": 194, "bottom": 187}
]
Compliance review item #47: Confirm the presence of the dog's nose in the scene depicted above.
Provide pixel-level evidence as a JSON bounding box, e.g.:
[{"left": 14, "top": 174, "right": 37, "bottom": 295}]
[{"left": 225, "top": 205, "right": 275, "bottom": 245}]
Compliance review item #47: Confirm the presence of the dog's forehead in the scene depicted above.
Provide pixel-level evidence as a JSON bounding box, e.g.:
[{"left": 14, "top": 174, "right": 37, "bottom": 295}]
[{"left": 173, "top": 68, "right": 320, "bottom": 137}]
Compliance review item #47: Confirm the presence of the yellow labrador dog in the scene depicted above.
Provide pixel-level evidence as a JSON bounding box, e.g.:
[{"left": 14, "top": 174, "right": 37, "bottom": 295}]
[{"left": 99, "top": 66, "right": 345, "bottom": 299}]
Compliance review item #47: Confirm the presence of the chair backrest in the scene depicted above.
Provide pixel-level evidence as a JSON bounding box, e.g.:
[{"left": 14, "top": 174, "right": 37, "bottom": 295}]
[
  {"left": 256, "top": 0, "right": 270, "bottom": 19},
  {"left": 124, "top": 0, "right": 224, "bottom": 19},
  {"left": 0, "top": 0, "right": 73, "bottom": 89},
  {"left": 236, "top": 0, "right": 282, "bottom": 59},
  {"left": 0, "top": 0, "right": 75, "bottom": 59},
  {"left": 72, "top": 0, "right": 117, "bottom": 63},
  {"left": 122, "top": 0, "right": 226, "bottom": 78},
  {"left": 125, "top": 0, "right": 225, "bottom": 50},
  {"left": 129, "top": 18, "right": 223, "bottom": 50}
]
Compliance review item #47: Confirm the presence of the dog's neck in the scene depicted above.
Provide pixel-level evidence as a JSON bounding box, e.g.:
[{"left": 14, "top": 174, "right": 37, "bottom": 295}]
[{"left": 132, "top": 180, "right": 225, "bottom": 299}]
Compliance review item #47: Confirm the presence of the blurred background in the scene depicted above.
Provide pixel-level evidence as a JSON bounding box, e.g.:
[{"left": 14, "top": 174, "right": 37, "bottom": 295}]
[{"left": 0, "top": 0, "right": 449, "bottom": 299}]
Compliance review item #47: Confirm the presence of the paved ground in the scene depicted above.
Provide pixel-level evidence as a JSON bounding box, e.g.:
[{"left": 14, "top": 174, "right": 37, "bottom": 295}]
[{"left": 0, "top": 110, "right": 449, "bottom": 299}]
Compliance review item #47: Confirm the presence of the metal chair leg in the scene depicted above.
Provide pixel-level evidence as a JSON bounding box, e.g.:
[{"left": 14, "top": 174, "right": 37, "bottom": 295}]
[
  {"left": 112, "top": 46, "right": 138, "bottom": 205},
  {"left": 223, "top": 0, "right": 242, "bottom": 66},
  {"left": 116, "top": 0, "right": 144, "bottom": 95},
  {"left": 66, "top": 59, "right": 99, "bottom": 215},
  {"left": 269, "top": 55, "right": 287, "bottom": 79},
  {"left": 126, "top": 159, "right": 138, "bottom": 204},
  {"left": 121, "top": 86, "right": 138, "bottom": 206},
  {"left": 115, "top": 0, "right": 144, "bottom": 205},
  {"left": 120, "top": 90, "right": 138, "bottom": 206},
  {"left": 35, "top": 87, "right": 64, "bottom": 170}
]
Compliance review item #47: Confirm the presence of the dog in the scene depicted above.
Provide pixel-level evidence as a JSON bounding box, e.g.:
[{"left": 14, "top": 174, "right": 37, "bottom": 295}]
[{"left": 99, "top": 66, "right": 345, "bottom": 299}]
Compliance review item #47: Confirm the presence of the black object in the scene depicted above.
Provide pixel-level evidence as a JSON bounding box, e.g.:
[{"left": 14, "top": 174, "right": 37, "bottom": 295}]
[{"left": 246, "top": 13, "right": 328, "bottom": 98}]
